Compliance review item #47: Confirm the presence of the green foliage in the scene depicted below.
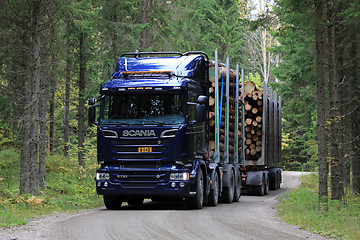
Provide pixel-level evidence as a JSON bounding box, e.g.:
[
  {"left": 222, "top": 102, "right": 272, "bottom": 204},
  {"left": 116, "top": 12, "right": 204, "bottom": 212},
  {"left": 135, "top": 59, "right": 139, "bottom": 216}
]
[
  {"left": 0, "top": 147, "right": 102, "bottom": 229},
  {"left": 271, "top": 0, "right": 318, "bottom": 171},
  {"left": 245, "top": 72, "right": 263, "bottom": 89},
  {"left": 278, "top": 173, "right": 360, "bottom": 240}
]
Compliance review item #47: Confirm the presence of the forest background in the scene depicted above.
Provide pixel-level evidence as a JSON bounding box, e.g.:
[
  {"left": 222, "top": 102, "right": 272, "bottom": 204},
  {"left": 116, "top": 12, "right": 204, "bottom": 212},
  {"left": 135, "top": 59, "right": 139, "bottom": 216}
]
[{"left": 0, "top": 0, "right": 359, "bottom": 221}]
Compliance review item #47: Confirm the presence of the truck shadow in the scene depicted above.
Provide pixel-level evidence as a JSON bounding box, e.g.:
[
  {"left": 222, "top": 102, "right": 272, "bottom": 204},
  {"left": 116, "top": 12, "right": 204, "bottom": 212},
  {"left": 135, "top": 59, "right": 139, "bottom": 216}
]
[{"left": 101, "top": 187, "right": 287, "bottom": 211}]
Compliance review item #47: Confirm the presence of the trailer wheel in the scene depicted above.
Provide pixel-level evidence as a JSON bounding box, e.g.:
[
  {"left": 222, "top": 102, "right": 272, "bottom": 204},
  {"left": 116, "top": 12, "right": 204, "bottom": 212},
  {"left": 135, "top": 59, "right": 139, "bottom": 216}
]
[
  {"left": 208, "top": 171, "right": 219, "bottom": 206},
  {"left": 254, "top": 175, "right": 265, "bottom": 196},
  {"left": 127, "top": 197, "right": 144, "bottom": 207},
  {"left": 187, "top": 168, "right": 204, "bottom": 209},
  {"left": 277, "top": 171, "right": 282, "bottom": 189},
  {"left": 264, "top": 174, "right": 269, "bottom": 195},
  {"left": 222, "top": 171, "right": 235, "bottom": 203},
  {"left": 233, "top": 170, "right": 241, "bottom": 202},
  {"left": 103, "top": 195, "right": 123, "bottom": 210}
]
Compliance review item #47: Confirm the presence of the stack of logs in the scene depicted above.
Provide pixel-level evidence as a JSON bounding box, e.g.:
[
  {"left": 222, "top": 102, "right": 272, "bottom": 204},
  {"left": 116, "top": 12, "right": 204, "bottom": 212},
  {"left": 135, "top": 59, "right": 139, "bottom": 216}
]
[
  {"left": 207, "top": 60, "right": 265, "bottom": 161},
  {"left": 243, "top": 81, "right": 264, "bottom": 160},
  {"left": 208, "top": 61, "right": 238, "bottom": 159}
]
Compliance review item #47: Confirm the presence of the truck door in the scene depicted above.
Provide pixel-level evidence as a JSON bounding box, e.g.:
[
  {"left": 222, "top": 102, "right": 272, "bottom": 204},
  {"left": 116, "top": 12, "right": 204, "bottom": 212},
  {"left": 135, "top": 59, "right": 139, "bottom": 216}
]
[{"left": 187, "top": 90, "right": 207, "bottom": 157}]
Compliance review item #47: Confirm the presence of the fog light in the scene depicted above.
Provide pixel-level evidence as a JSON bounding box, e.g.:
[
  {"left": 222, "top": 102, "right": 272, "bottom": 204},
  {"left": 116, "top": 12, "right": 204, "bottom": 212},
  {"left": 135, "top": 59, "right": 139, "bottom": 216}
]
[
  {"left": 97, "top": 182, "right": 101, "bottom": 187},
  {"left": 104, "top": 182, "right": 108, "bottom": 187},
  {"left": 179, "top": 182, "right": 185, "bottom": 188},
  {"left": 171, "top": 182, "right": 176, "bottom": 187}
]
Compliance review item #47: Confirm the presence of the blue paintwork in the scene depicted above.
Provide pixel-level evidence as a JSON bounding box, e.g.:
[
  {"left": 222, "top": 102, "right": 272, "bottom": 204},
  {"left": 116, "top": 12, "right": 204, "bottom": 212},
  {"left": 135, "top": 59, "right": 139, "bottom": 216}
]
[
  {"left": 113, "top": 55, "right": 204, "bottom": 77},
  {"left": 94, "top": 53, "right": 209, "bottom": 200}
]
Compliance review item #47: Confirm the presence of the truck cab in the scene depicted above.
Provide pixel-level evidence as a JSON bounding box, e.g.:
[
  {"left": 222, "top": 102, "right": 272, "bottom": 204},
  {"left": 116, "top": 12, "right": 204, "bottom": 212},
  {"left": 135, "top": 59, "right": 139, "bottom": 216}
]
[{"left": 89, "top": 52, "right": 210, "bottom": 209}]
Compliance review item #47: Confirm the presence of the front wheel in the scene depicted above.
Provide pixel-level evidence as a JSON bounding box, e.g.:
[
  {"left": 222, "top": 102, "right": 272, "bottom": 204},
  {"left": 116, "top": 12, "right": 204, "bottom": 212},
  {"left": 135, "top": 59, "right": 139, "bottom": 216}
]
[
  {"left": 187, "top": 168, "right": 204, "bottom": 209},
  {"left": 103, "top": 195, "right": 123, "bottom": 210}
]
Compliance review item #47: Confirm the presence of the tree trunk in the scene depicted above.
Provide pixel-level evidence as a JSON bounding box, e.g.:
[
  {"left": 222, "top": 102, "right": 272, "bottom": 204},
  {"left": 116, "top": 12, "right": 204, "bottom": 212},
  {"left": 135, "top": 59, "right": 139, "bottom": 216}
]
[
  {"left": 328, "top": 0, "right": 344, "bottom": 200},
  {"left": 315, "top": 0, "right": 328, "bottom": 210},
  {"left": 26, "top": 0, "right": 42, "bottom": 195},
  {"left": 64, "top": 20, "right": 71, "bottom": 158},
  {"left": 20, "top": 48, "right": 31, "bottom": 195},
  {"left": 49, "top": 75, "right": 55, "bottom": 155},
  {"left": 78, "top": 31, "right": 86, "bottom": 168},
  {"left": 350, "top": 12, "right": 360, "bottom": 194},
  {"left": 48, "top": 25, "right": 56, "bottom": 156},
  {"left": 140, "top": 0, "right": 148, "bottom": 49},
  {"left": 39, "top": 44, "right": 47, "bottom": 190}
]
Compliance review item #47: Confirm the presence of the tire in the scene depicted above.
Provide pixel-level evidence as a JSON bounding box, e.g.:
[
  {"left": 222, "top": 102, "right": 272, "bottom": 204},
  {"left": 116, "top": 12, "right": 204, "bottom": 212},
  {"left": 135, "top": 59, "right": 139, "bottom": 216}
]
[
  {"left": 269, "top": 171, "right": 277, "bottom": 190},
  {"left": 103, "top": 195, "right": 123, "bottom": 210},
  {"left": 277, "top": 171, "right": 282, "bottom": 189},
  {"left": 222, "top": 171, "right": 235, "bottom": 203},
  {"left": 254, "top": 175, "right": 265, "bottom": 196},
  {"left": 187, "top": 168, "right": 204, "bottom": 209},
  {"left": 264, "top": 174, "right": 269, "bottom": 195},
  {"left": 127, "top": 197, "right": 144, "bottom": 207},
  {"left": 208, "top": 171, "right": 219, "bottom": 206},
  {"left": 233, "top": 170, "right": 241, "bottom": 202}
]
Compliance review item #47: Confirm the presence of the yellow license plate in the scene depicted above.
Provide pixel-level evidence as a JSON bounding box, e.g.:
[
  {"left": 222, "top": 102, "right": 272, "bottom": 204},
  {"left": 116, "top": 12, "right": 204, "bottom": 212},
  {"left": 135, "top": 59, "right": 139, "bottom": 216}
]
[{"left": 138, "top": 147, "right": 152, "bottom": 153}]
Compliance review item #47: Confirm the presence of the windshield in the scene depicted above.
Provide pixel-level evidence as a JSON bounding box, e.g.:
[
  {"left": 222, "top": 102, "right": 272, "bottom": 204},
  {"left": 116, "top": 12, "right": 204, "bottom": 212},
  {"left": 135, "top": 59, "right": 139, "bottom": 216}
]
[{"left": 100, "top": 93, "right": 185, "bottom": 125}]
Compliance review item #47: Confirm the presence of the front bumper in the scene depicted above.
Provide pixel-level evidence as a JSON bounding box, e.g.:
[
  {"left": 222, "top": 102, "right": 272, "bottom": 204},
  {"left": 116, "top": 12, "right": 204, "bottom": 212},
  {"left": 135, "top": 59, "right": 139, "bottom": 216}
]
[
  {"left": 96, "top": 180, "right": 194, "bottom": 197},
  {"left": 95, "top": 167, "right": 196, "bottom": 198}
]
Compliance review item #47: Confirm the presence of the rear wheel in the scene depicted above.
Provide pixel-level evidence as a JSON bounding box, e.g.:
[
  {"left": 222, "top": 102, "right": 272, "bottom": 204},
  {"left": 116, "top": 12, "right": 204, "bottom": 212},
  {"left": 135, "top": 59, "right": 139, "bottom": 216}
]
[
  {"left": 277, "top": 171, "right": 282, "bottom": 189},
  {"left": 221, "top": 171, "right": 235, "bottom": 203},
  {"left": 187, "top": 168, "right": 204, "bottom": 209},
  {"left": 103, "top": 195, "right": 123, "bottom": 210},
  {"left": 254, "top": 175, "right": 265, "bottom": 196},
  {"left": 208, "top": 171, "right": 219, "bottom": 206},
  {"left": 264, "top": 174, "right": 269, "bottom": 195},
  {"left": 233, "top": 170, "right": 241, "bottom": 202}
]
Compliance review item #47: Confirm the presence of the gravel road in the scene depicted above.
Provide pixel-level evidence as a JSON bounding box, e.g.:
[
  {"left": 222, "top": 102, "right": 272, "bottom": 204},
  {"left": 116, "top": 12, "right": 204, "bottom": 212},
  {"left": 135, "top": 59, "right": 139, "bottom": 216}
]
[{"left": 0, "top": 171, "right": 328, "bottom": 240}]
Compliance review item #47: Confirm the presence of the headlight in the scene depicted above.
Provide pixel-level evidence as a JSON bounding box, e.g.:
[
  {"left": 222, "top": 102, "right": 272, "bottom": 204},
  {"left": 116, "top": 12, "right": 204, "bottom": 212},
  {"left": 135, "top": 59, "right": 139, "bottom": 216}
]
[
  {"left": 170, "top": 173, "right": 189, "bottom": 181},
  {"left": 96, "top": 172, "right": 110, "bottom": 180}
]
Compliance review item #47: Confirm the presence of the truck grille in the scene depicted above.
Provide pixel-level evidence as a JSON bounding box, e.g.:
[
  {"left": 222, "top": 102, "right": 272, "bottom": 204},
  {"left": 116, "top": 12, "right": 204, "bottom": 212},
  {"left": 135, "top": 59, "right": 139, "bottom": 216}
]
[
  {"left": 112, "top": 171, "right": 167, "bottom": 188},
  {"left": 111, "top": 138, "right": 172, "bottom": 163}
]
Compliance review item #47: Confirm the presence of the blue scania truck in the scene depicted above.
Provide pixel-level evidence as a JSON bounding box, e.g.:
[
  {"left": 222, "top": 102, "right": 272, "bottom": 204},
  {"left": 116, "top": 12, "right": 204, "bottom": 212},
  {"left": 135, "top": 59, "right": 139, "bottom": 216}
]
[{"left": 88, "top": 50, "right": 282, "bottom": 209}]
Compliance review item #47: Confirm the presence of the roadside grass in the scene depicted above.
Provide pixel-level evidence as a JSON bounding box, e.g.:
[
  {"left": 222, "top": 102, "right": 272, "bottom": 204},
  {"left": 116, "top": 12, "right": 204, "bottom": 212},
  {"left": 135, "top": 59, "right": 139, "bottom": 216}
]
[
  {"left": 278, "top": 173, "right": 360, "bottom": 240},
  {"left": 0, "top": 147, "right": 103, "bottom": 229}
]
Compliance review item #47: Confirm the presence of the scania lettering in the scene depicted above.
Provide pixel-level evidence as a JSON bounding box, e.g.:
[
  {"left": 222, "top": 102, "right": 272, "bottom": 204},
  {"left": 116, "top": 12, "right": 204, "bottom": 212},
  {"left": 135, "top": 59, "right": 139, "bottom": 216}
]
[{"left": 122, "top": 130, "right": 156, "bottom": 137}]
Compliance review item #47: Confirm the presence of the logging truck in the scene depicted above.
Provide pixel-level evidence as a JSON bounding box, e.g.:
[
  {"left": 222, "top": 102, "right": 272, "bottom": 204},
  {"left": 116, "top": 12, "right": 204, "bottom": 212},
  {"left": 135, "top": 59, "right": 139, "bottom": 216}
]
[{"left": 88, "top": 50, "right": 282, "bottom": 209}]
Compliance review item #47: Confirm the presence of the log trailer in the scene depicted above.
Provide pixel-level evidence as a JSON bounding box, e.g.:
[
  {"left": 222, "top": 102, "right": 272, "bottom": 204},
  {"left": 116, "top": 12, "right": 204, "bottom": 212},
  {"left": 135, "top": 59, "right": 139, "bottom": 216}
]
[{"left": 88, "top": 50, "right": 282, "bottom": 209}]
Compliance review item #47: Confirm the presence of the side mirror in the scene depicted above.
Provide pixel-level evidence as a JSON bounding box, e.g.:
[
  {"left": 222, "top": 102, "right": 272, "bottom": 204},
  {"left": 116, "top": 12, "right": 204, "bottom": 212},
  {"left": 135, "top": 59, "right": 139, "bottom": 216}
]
[
  {"left": 195, "top": 95, "right": 207, "bottom": 122},
  {"left": 88, "top": 106, "right": 97, "bottom": 125},
  {"left": 88, "top": 98, "right": 96, "bottom": 105},
  {"left": 195, "top": 104, "right": 206, "bottom": 122},
  {"left": 197, "top": 95, "right": 207, "bottom": 105}
]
